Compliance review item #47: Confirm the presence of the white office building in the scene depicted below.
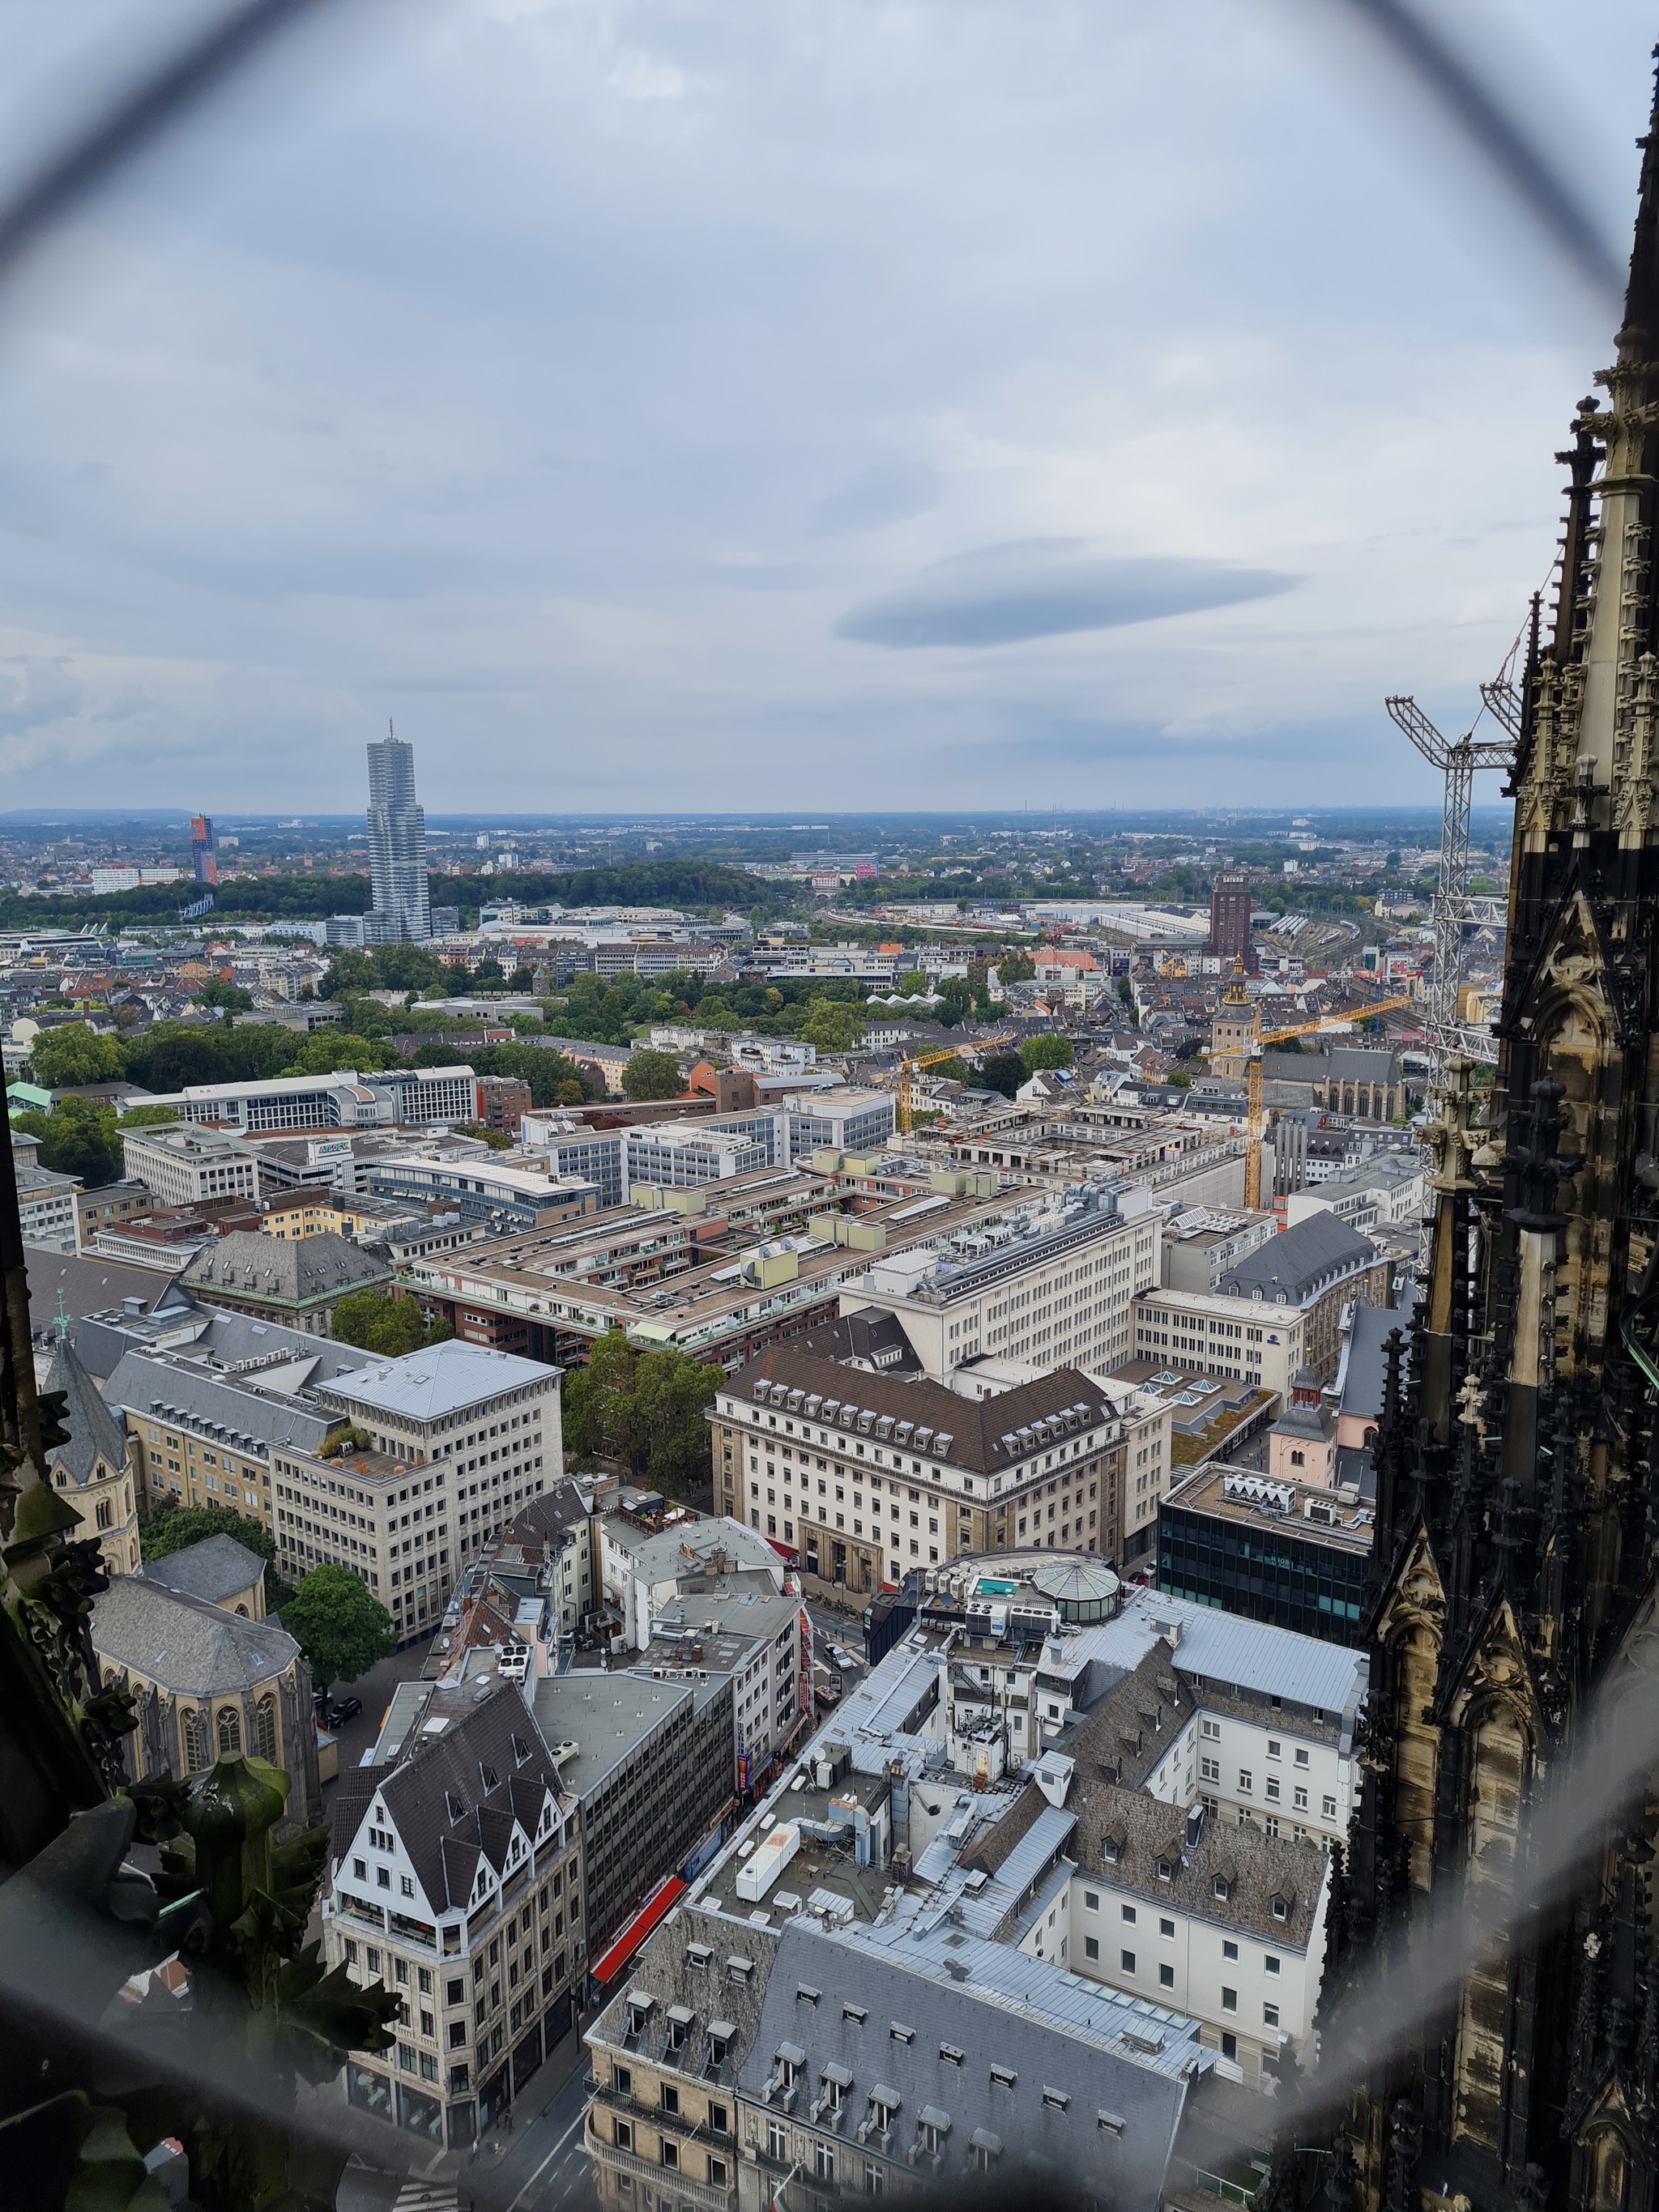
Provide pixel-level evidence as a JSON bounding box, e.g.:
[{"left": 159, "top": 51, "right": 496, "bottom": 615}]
[{"left": 122, "top": 1125, "right": 261, "bottom": 1209}]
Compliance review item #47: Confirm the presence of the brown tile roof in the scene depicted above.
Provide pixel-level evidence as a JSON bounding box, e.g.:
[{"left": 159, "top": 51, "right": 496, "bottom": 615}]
[{"left": 723, "top": 1344, "right": 1120, "bottom": 1477}]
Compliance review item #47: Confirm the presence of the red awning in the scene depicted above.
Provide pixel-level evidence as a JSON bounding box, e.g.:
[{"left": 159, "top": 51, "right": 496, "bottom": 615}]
[
  {"left": 590, "top": 1876, "right": 688, "bottom": 1986},
  {"left": 765, "top": 1537, "right": 798, "bottom": 1562}
]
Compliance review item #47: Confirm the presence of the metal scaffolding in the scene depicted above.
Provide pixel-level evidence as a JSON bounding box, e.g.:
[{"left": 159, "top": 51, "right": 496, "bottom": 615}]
[{"left": 1385, "top": 689, "right": 1516, "bottom": 1069}]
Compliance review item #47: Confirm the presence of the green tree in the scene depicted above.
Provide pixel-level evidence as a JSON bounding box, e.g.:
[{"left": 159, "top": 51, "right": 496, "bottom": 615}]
[
  {"left": 979, "top": 1051, "right": 1028, "bottom": 1100},
  {"left": 118, "top": 1102, "right": 182, "bottom": 1128},
  {"left": 193, "top": 978, "right": 254, "bottom": 1012},
  {"left": 622, "top": 1048, "right": 684, "bottom": 1101},
  {"left": 562, "top": 1328, "right": 714, "bottom": 1491},
  {"left": 139, "top": 1498, "right": 294, "bottom": 1610},
  {"left": 633, "top": 1346, "right": 719, "bottom": 1490},
  {"left": 13, "top": 1096, "right": 122, "bottom": 1187},
  {"left": 281, "top": 1562, "right": 395, "bottom": 1696},
  {"left": 470, "top": 1042, "right": 595, "bottom": 1106},
  {"left": 1020, "top": 1033, "right": 1074, "bottom": 1072},
  {"left": 123, "top": 1028, "right": 232, "bottom": 1092},
  {"left": 280, "top": 1032, "right": 398, "bottom": 1076},
  {"left": 893, "top": 970, "right": 929, "bottom": 997},
  {"left": 997, "top": 948, "right": 1036, "bottom": 983},
  {"left": 935, "top": 978, "right": 975, "bottom": 1025},
  {"left": 800, "top": 998, "right": 867, "bottom": 1053},
  {"left": 26, "top": 1021, "right": 125, "bottom": 1089},
  {"left": 318, "top": 951, "right": 378, "bottom": 999},
  {"left": 331, "top": 1287, "right": 451, "bottom": 1356},
  {"left": 338, "top": 995, "right": 394, "bottom": 1038}
]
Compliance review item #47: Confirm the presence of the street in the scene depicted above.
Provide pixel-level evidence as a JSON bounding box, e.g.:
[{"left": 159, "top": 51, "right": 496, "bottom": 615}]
[
  {"left": 459, "top": 2023, "right": 596, "bottom": 2212},
  {"left": 319, "top": 1642, "right": 440, "bottom": 1792}
]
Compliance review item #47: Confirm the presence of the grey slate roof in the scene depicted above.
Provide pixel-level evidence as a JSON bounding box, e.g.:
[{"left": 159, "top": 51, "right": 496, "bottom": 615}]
[
  {"left": 331, "top": 1681, "right": 567, "bottom": 1916},
  {"left": 1068, "top": 1643, "right": 1198, "bottom": 1792},
  {"left": 41, "top": 1337, "right": 127, "bottom": 1485},
  {"left": 1071, "top": 1780, "right": 1326, "bottom": 1955},
  {"left": 1338, "top": 1298, "right": 1400, "bottom": 1424},
  {"left": 1215, "top": 1210, "right": 1378, "bottom": 1303},
  {"left": 181, "top": 1230, "right": 390, "bottom": 1305},
  {"left": 102, "top": 1349, "right": 336, "bottom": 1456},
  {"left": 93, "top": 1575, "right": 300, "bottom": 1694},
  {"left": 140, "top": 1534, "right": 265, "bottom": 1607},
  {"left": 78, "top": 1302, "right": 377, "bottom": 1389},
  {"left": 739, "top": 1919, "right": 1195, "bottom": 2210},
  {"left": 798, "top": 1307, "right": 923, "bottom": 1375},
  {"left": 27, "top": 1249, "right": 183, "bottom": 1348}
]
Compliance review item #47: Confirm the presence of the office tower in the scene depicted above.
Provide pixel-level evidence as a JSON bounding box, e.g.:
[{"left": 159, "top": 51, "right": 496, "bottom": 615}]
[
  {"left": 365, "top": 729, "right": 431, "bottom": 943},
  {"left": 1323, "top": 66, "right": 1659, "bottom": 2211},
  {"left": 1209, "top": 867, "right": 1255, "bottom": 972},
  {"left": 190, "top": 813, "right": 217, "bottom": 886}
]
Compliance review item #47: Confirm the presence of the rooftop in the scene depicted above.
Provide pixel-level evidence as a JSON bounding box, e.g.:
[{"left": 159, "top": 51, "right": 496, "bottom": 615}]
[
  {"left": 93, "top": 1575, "right": 301, "bottom": 1695},
  {"left": 139, "top": 1533, "right": 267, "bottom": 1607},
  {"left": 317, "top": 1336, "right": 557, "bottom": 1421}
]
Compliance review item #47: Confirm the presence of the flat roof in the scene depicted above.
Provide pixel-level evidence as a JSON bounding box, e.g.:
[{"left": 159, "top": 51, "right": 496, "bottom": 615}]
[{"left": 320, "top": 1336, "right": 557, "bottom": 1420}]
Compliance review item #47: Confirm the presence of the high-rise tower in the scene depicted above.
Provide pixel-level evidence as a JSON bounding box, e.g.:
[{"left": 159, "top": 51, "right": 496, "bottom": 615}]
[
  {"left": 366, "top": 727, "right": 431, "bottom": 943},
  {"left": 1319, "top": 63, "right": 1659, "bottom": 2212},
  {"left": 1210, "top": 867, "right": 1256, "bottom": 972},
  {"left": 190, "top": 812, "right": 216, "bottom": 885}
]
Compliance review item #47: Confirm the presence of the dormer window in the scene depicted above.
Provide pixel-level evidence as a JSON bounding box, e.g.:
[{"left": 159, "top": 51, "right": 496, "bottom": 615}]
[
  {"left": 821, "top": 2065, "right": 851, "bottom": 2110},
  {"left": 1213, "top": 1875, "right": 1231, "bottom": 1902},
  {"left": 727, "top": 1957, "right": 754, "bottom": 1986},
  {"left": 868, "top": 2090, "right": 897, "bottom": 2131},
  {"left": 1270, "top": 1894, "right": 1290, "bottom": 1922},
  {"left": 627, "top": 1993, "right": 654, "bottom": 2037},
  {"left": 707, "top": 2023, "right": 735, "bottom": 2069},
  {"left": 686, "top": 1942, "right": 712, "bottom": 1974},
  {"left": 796, "top": 1985, "right": 821, "bottom": 2007},
  {"left": 1155, "top": 1856, "right": 1175, "bottom": 1882},
  {"left": 842, "top": 2004, "right": 866, "bottom": 2025}
]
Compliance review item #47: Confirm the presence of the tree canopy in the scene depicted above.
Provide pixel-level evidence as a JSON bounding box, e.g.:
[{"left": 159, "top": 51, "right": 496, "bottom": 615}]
[
  {"left": 281, "top": 1562, "right": 395, "bottom": 1693},
  {"left": 799, "top": 998, "right": 866, "bottom": 1052},
  {"left": 562, "top": 1328, "right": 717, "bottom": 1493},
  {"left": 27, "top": 1021, "right": 124, "bottom": 1089},
  {"left": 13, "top": 1095, "right": 123, "bottom": 1187},
  {"left": 1020, "top": 1033, "right": 1074, "bottom": 1072},
  {"left": 621, "top": 1048, "right": 684, "bottom": 1101},
  {"left": 979, "top": 1051, "right": 1028, "bottom": 1100},
  {"left": 331, "top": 1288, "right": 452, "bottom": 1357}
]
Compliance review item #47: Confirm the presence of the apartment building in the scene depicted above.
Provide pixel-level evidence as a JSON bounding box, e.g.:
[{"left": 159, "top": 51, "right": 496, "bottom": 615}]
[
  {"left": 327, "top": 1676, "right": 582, "bottom": 2149},
  {"left": 710, "top": 1347, "right": 1167, "bottom": 1591},
  {"left": 597, "top": 1507, "right": 787, "bottom": 1652},
  {"left": 121, "top": 1124, "right": 261, "bottom": 1208},
  {"left": 275, "top": 1339, "right": 564, "bottom": 1642},
  {"left": 75, "top": 1178, "right": 151, "bottom": 1251},
  {"left": 840, "top": 1183, "right": 1161, "bottom": 1381}
]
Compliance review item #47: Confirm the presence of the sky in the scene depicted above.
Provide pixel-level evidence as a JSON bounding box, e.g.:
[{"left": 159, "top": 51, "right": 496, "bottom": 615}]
[{"left": 0, "top": 0, "right": 1650, "bottom": 816}]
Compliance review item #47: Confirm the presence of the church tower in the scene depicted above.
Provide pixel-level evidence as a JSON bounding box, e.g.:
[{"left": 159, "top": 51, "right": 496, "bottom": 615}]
[{"left": 1320, "top": 60, "right": 1659, "bottom": 2212}]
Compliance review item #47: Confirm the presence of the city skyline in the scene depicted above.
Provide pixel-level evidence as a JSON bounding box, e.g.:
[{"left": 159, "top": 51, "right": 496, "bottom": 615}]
[{"left": 0, "top": 2, "right": 1648, "bottom": 813}]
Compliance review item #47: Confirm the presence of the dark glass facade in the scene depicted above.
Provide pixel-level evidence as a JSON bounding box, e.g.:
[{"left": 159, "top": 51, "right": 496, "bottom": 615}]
[{"left": 1157, "top": 1500, "right": 1366, "bottom": 1645}]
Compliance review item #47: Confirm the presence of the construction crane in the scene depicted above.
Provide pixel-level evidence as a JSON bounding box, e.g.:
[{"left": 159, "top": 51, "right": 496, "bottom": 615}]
[
  {"left": 1384, "top": 598, "right": 1532, "bottom": 1072},
  {"left": 1204, "top": 997, "right": 1414, "bottom": 1208},
  {"left": 898, "top": 1033, "right": 1016, "bottom": 1133}
]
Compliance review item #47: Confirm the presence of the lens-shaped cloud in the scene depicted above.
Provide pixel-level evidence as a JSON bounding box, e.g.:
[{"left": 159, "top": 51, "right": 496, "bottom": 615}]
[{"left": 836, "top": 539, "right": 1300, "bottom": 648}]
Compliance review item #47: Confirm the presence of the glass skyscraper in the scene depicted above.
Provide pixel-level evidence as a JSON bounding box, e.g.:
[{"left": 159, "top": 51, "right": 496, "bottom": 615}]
[{"left": 366, "top": 731, "right": 432, "bottom": 942}]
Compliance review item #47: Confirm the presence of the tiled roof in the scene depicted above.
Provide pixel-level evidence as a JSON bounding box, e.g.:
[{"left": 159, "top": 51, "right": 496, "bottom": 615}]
[
  {"left": 1069, "top": 1780, "right": 1327, "bottom": 1953},
  {"left": 1215, "top": 1211, "right": 1377, "bottom": 1302},
  {"left": 723, "top": 1345, "right": 1123, "bottom": 1477}
]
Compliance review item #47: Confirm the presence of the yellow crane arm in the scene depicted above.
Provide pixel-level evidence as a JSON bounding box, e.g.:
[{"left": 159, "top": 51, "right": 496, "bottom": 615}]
[
  {"left": 897, "top": 1030, "right": 1017, "bottom": 1133},
  {"left": 1200, "top": 994, "right": 1415, "bottom": 1208}
]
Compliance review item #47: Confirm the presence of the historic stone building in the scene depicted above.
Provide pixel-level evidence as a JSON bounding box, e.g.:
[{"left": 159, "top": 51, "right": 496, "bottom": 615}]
[
  {"left": 1318, "top": 79, "right": 1659, "bottom": 2212},
  {"left": 40, "top": 1338, "right": 140, "bottom": 1577}
]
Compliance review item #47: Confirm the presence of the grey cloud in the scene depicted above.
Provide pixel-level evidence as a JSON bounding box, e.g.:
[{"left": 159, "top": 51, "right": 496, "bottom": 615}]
[
  {"left": 811, "top": 459, "right": 942, "bottom": 535},
  {"left": 837, "top": 540, "right": 1300, "bottom": 648},
  {"left": 0, "top": 656, "right": 83, "bottom": 736}
]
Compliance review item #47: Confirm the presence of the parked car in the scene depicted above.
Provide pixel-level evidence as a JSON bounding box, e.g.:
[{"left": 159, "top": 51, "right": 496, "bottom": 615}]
[{"left": 326, "top": 1696, "right": 363, "bottom": 1729}]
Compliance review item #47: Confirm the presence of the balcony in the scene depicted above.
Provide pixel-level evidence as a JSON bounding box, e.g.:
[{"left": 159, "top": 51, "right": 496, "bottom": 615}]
[{"left": 586, "top": 2128, "right": 733, "bottom": 2211}]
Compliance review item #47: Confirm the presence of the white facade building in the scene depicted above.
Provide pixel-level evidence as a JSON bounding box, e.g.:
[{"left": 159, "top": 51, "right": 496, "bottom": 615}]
[{"left": 122, "top": 1125, "right": 261, "bottom": 1208}]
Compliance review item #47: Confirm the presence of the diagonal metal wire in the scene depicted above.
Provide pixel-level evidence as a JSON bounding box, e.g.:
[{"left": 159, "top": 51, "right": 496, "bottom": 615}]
[{"left": 0, "top": 0, "right": 334, "bottom": 289}]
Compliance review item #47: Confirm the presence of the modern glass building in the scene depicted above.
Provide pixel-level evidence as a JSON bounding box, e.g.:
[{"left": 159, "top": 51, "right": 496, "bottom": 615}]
[{"left": 1156, "top": 1464, "right": 1371, "bottom": 1646}]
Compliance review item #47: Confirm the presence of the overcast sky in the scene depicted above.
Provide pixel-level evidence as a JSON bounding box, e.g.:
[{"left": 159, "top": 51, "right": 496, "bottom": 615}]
[{"left": 0, "top": 0, "right": 1648, "bottom": 816}]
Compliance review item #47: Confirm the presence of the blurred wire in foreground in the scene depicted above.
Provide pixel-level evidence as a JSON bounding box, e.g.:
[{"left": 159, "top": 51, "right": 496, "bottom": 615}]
[
  {"left": 0, "top": 0, "right": 335, "bottom": 289},
  {"left": 1333, "top": 0, "right": 1626, "bottom": 318}
]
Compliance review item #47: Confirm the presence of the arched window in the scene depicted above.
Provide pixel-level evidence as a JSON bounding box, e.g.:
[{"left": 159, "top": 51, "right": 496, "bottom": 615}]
[
  {"left": 216, "top": 1706, "right": 243, "bottom": 1757},
  {"left": 96, "top": 1499, "right": 113, "bottom": 1530},
  {"left": 181, "top": 1707, "right": 209, "bottom": 1774},
  {"left": 255, "top": 1694, "right": 278, "bottom": 1762}
]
